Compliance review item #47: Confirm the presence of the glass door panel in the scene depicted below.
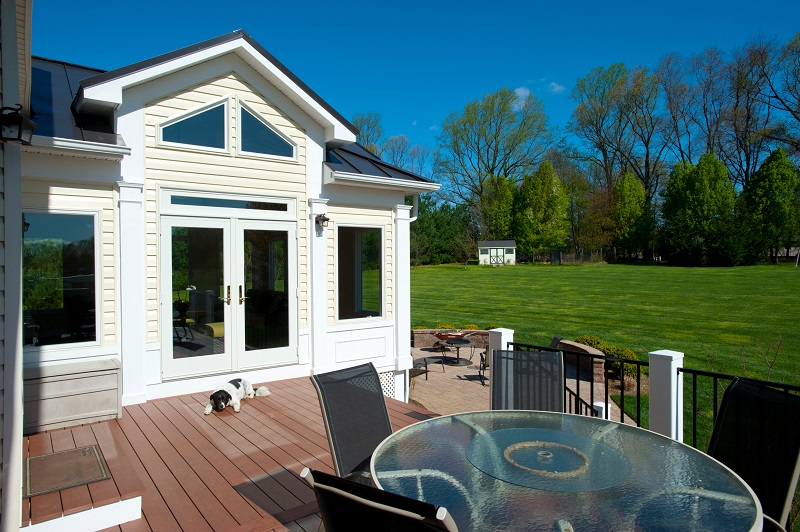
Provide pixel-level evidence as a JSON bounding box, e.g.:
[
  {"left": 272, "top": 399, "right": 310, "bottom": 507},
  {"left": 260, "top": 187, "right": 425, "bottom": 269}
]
[
  {"left": 237, "top": 220, "right": 296, "bottom": 369},
  {"left": 162, "top": 218, "right": 232, "bottom": 379}
]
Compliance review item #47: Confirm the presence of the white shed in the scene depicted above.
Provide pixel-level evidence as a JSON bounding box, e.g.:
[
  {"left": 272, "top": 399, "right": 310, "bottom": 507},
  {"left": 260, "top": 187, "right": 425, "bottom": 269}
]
[{"left": 478, "top": 240, "right": 517, "bottom": 265}]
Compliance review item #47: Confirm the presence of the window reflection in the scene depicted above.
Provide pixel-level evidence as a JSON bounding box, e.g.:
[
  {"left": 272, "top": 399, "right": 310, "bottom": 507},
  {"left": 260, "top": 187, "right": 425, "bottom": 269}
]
[
  {"left": 23, "top": 213, "right": 96, "bottom": 346},
  {"left": 338, "top": 227, "right": 381, "bottom": 319}
]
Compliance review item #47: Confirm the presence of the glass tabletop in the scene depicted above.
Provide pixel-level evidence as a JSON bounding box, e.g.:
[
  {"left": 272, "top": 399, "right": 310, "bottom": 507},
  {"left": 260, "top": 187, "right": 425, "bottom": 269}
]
[{"left": 371, "top": 411, "right": 762, "bottom": 531}]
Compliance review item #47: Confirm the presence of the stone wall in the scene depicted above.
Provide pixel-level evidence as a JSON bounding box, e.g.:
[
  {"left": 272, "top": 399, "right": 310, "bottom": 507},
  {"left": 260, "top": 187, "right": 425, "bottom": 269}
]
[{"left": 412, "top": 329, "right": 489, "bottom": 351}]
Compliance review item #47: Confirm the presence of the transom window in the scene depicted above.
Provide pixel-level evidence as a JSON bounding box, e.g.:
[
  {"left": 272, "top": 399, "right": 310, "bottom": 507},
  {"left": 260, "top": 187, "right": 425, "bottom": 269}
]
[
  {"left": 338, "top": 227, "right": 382, "bottom": 320},
  {"left": 23, "top": 212, "right": 97, "bottom": 347},
  {"left": 158, "top": 98, "right": 297, "bottom": 160},
  {"left": 161, "top": 103, "right": 226, "bottom": 150},
  {"left": 240, "top": 106, "right": 295, "bottom": 158}
]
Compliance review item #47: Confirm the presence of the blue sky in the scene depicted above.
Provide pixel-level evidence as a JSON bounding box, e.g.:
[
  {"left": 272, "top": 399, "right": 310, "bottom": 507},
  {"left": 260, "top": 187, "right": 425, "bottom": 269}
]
[{"left": 32, "top": 0, "right": 800, "bottom": 151}]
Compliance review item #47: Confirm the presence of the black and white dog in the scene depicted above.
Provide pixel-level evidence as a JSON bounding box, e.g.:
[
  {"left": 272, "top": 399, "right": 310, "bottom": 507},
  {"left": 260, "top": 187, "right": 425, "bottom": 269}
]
[{"left": 204, "top": 378, "right": 271, "bottom": 415}]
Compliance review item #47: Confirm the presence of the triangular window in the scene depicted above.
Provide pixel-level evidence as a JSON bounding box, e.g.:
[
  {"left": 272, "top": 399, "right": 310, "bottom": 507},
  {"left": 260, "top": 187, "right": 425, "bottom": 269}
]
[
  {"left": 240, "top": 106, "right": 294, "bottom": 158},
  {"left": 162, "top": 103, "right": 226, "bottom": 149}
]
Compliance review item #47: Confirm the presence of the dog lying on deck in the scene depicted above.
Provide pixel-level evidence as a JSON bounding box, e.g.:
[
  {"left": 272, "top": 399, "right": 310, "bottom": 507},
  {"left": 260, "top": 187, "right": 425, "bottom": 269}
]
[{"left": 204, "top": 378, "right": 271, "bottom": 415}]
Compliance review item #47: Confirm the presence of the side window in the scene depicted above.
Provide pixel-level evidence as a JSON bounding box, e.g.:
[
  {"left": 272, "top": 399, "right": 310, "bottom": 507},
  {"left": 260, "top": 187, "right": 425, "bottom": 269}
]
[
  {"left": 240, "top": 106, "right": 295, "bottom": 158},
  {"left": 23, "top": 212, "right": 97, "bottom": 346},
  {"left": 338, "top": 227, "right": 382, "bottom": 319},
  {"left": 161, "top": 103, "right": 226, "bottom": 149}
]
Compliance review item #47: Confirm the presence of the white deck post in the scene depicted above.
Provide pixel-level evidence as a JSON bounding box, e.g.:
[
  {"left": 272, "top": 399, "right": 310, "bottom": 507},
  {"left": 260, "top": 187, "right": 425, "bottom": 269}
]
[
  {"left": 648, "top": 349, "right": 684, "bottom": 441},
  {"left": 488, "top": 328, "right": 514, "bottom": 364}
]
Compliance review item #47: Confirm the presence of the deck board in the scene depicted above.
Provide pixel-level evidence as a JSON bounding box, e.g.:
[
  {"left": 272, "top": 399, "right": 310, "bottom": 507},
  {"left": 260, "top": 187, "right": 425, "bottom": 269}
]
[{"left": 21, "top": 375, "right": 437, "bottom": 531}]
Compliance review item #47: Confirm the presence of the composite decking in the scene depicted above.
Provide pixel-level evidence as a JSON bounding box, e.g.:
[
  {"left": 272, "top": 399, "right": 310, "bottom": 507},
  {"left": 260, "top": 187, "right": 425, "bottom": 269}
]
[{"left": 22, "top": 376, "right": 439, "bottom": 531}]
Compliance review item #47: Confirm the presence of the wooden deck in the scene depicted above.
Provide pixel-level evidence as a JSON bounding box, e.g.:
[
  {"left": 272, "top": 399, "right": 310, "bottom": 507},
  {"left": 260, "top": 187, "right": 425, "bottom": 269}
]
[{"left": 22, "top": 376, "right": 439, "bottom": 531}]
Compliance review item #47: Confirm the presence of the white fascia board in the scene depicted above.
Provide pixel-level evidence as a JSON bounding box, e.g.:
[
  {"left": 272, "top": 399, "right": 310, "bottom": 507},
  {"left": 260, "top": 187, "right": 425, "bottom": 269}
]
[
  {"left": 25, "top": 135, "right": 131, "bottom": 160},
  {"left": 78, "top": 38, "right": 356, "bottom": 145},
  {"left": 325, "top": 168, "right": 440, "bottom": 194}
]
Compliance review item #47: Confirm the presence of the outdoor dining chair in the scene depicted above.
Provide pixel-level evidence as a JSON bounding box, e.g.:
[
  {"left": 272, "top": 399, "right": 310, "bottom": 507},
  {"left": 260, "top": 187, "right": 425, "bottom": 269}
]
[
  {"left": 311, "top": 362, "right": 393, "bottom": 482},
  {"left": 301, "top": 467, "right": 459, "bottom": 531},
  {"left": 707, "top": 377, "right": 800, "bottom": 531},
  {"left": 490, "top": 349, "right": 564, "bottom": 412}
]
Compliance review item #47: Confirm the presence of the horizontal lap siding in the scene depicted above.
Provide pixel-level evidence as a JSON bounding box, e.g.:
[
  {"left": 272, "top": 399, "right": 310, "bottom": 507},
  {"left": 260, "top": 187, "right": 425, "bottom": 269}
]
[
  {"left": 325, "top": 206, "right": 394, "bottom": 324},
  {"left": 22, "top": 179, "right": 117, "bottom": 347},
  {"left": 144, "top": 73, "right": 308, "bottom": 343}
]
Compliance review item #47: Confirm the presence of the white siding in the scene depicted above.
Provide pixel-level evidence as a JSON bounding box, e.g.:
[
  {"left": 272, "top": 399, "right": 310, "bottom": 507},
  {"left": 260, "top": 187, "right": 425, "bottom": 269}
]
[
  {"left": 143, "top": 73, "right": 308, "bottom": 343},
  {"left": 325, "top": 205, "right": 394, "bottom": 324},
  {"left": 22, "top": 179, "right": 117, "bottom": 346}
]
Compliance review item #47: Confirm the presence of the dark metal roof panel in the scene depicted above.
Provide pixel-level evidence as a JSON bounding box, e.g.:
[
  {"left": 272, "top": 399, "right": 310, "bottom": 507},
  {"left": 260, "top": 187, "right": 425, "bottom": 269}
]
[
  {"left": 76, "top": 30, "right": 357, "bottom": 136},
  {"left": 30, "top": 57, "right": 118, "bottom": 144},
  {"left": 326, "top": 143, "right": 435, "bottom": 184},
  {"left": 478, "top": 240, "right": 516, "bottom": 247}
]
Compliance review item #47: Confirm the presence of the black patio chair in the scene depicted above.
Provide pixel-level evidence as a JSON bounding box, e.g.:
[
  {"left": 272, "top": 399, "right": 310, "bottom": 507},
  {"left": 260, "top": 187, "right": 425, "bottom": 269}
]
[
  {"left": 413, "top": 356, "right": 445, "bottom": 380},
  {"left": 549, "top": 335, "right": 563, "bottom": 349},
  {"left": 707, "top": 377, "right": 800, "bottom": 531},
  {"left": 301, "top": 467, "right": 458, "bottom": 531},
  {"left": 490, "top": 350, "right": 564, "bottom": 412},
  {"left": 311, "top": 363, "right": 393, "bottom": 481}
]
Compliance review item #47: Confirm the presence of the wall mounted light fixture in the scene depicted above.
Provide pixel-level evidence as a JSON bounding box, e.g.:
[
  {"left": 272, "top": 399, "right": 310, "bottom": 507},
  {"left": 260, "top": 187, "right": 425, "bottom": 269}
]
[
  {"left": 315, "top": 214, "right": 330, "bottom": 228},
  {"left": 0, "top": 104, "right": 37, "bottom": 145}
]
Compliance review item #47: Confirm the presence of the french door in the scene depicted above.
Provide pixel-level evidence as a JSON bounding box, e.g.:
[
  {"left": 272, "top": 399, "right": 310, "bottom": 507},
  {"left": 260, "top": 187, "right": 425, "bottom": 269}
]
[{"left": 161, "top": 216, "right": 296, "bottom": 379}]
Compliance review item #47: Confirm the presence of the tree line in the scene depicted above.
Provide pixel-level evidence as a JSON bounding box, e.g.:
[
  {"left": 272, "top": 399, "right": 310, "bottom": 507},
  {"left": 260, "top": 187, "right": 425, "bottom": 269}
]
[{"left": 353, "top": 33, "right": 800, "bottom": 266}]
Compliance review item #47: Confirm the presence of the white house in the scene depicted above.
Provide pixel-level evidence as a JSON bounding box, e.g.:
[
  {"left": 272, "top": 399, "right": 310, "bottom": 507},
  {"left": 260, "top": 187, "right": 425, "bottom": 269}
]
[
  {"left": 1, "top": 5, "right": 438, "bottom": 526},
  {"left": 477, "top": 240, "right": 517, "bottom": 265}
]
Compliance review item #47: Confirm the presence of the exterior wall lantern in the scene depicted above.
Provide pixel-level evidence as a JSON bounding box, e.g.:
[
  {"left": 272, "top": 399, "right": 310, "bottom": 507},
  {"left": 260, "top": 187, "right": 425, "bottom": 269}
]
[
  {"left": 0, "top": 104, "right": 37, "bottom": 145},
  {"left": 315, "top": 214, "right": 330, "bottom": 228}
]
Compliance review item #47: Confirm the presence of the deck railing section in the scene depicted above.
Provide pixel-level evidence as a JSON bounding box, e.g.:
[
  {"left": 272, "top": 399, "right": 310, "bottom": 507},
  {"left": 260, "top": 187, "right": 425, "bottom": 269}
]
[
  {"left": 507, "top": 342, "right": 650, "bottom": 426},
  {"left": 678, "top": 367, "right": 800, "bottom": 448}
]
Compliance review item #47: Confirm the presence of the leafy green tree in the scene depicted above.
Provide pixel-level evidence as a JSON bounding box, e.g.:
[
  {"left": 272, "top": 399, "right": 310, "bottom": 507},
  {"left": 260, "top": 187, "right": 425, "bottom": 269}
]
[
  {"left": 410, "top": 194, "right": 471, "bottom": 265},
  {"left": 514, "top": 162, "right": 569, "bottom": 258},
  {"left": 436, "top": 88, "right": 551, "bottom": 236},
  {"left": 480, "top": 175, "right": 515, "bottom": 240},
  {"left": 660, "top": 153, "right": 736, "bottom": 265},
  {"left": 610, "top": 172, "right": 647, "bottom": 258},
  {"left": 352, "top": 112, "right": 384, "bottom": 155},
  {"left": 741, "top": 147, "right": 800, "bottom": 263}
]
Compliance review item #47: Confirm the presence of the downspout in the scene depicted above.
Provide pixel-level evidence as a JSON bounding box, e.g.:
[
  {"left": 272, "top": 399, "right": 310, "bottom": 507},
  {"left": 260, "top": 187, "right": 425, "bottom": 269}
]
[{"left": 409, "top": 194, "right": 419, "bottom": 223}]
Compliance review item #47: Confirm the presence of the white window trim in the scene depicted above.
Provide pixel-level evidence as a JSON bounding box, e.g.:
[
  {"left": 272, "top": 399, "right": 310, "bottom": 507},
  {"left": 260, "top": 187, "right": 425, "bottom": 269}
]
[
  {"left": 236, "top": 98, "right": 297, "bottom": 162},
  {"left": 157, "top": 96, "right": 230, "bottom": 154},
  {"left": 158, "top": 187, "right": 297, "bottom": 221},
  {"left": 22, "top": 209, "right": 103, "bottom": 361},
  {"left": 335, "top": 224, "right": 385, "bottom": 323}
]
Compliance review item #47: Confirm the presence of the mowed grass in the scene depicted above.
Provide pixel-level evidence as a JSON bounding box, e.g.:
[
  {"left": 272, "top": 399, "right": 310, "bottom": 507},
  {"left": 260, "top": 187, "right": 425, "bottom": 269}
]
[{"left": 411, "top": 263, "right": 800, "bottom": 386}]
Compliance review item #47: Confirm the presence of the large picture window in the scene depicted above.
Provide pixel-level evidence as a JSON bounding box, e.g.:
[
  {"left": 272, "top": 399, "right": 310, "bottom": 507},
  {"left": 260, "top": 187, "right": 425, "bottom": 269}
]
[
  {"left": 338, "top": 227, "right": 382, "bottom": 320},
  {"left": 161, "top": 103, "right": 226, "bottom": 150},
  {"left": 23, "top": 213, "right": 97, "bottom": 346}
]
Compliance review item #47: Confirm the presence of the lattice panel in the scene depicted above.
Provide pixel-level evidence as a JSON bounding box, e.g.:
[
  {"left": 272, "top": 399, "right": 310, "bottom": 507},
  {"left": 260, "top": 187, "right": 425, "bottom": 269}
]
[{"left": 379, "top": 371, "right": 395, "bottom": 398}]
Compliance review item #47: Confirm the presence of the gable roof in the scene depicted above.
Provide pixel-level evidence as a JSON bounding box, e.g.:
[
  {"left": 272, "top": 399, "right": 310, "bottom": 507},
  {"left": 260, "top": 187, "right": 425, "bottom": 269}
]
[
  {"left": 478, "top": 240, "right": 516, "bottom": 248},
  {"left": 73, "top": 30, "right": 356, "bottom": 146},
  {"left": 325, "top": 143, "right": 439, "bottom": 193}
]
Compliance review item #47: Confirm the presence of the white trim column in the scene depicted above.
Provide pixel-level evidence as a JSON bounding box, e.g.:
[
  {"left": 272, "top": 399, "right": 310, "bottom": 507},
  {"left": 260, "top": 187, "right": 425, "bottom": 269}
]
[
  {"left": 308, "top": 198, "right": 329, "bottom": 374},
  {"left": 118, "top": 181, "right": 147, "bottom": 404},
  {"left": 394, "top": 205, "right": 413, "bottom": 375},
  {"left": 648, "top": 349, "right": 684, "bottom": 441}
]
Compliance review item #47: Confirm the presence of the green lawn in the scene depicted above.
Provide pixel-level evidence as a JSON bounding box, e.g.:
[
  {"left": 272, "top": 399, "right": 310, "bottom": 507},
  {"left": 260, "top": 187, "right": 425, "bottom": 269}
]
[{"left": 411, "top": 263, "right": 800, "bottom": 386}]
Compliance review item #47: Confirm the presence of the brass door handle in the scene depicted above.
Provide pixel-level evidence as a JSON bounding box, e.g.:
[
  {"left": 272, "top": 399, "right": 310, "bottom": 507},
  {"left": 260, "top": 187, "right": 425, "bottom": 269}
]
[
  {"left": 220, "top": 285, "right": 231, "bottom": 305},
  {"left": 239, "top": 285, "right": 248, "bottom": 305}
]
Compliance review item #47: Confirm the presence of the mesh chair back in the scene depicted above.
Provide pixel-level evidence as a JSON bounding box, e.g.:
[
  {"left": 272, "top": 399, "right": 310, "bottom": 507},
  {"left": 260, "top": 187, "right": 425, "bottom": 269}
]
[
  {"left": 707, "top": 377, "right": 800, "bottom": 528},
  {"left": 301, "top": 468, "right": 458, "bottom": 531},
  {"left": 311, "top": 363, "right": 393, "bottom": 477},
  {"left": 491, "top": 350, "right": 564, "bottom": 411}
]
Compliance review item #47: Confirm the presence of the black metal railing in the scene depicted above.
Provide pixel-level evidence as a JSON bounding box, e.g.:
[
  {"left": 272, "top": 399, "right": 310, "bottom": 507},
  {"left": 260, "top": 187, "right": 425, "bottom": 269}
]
[
  {"left": 679, "top": 367, "right": 800, "bottom": 449},
  {"left": 508, "top": 342, "right": 650, "bottom": 427}
]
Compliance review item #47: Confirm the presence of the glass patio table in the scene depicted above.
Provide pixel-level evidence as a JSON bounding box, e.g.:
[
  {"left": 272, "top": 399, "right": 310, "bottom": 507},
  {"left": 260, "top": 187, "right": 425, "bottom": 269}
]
[{"left": 371, "top": 410, "right": 762, "bottom": 531}]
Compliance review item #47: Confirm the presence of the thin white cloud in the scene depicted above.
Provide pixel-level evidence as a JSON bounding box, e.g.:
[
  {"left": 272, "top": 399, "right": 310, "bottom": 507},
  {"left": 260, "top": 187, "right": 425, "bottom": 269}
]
[
  {"left": 412, "top": 120, "right": 417, "bottom": 126},
  {"left": 429, "top": 124, "right": 439, "bottom": 131},
  {"left": 513, "top": 86, "right": 531, "bottom": 110},
  {"left": 548, "top": 81, "right": 566, "bottom": 94}
]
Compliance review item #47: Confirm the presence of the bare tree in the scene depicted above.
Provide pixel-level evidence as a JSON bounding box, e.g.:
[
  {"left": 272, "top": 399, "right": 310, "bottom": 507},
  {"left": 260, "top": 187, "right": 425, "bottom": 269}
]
[
  {"left": 381, "top": 134, "right": 410, "bottom": 168},
  {"left": 760, "top": 32, "right": 800, "bottom": 153},
  {"left": 657, "top": 53, "right": 697, "bottom": 164},
  {"left": 690, "top": 48, "right": 728, "bottom": 157},
  {"left": 352, "top": 112, "right": 384, "bottom": 156}
]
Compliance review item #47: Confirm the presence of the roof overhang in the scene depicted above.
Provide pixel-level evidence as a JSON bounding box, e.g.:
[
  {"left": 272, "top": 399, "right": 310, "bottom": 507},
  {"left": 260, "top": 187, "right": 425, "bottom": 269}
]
[
  {"left": 324, "top": 167, "right": 440, "bottom": 194},
  {"left": 24, "top": 135, "right": 131, "bottom": 161},
  {"left": 73, "top": 31, "right": 357, "bottom": 146}
]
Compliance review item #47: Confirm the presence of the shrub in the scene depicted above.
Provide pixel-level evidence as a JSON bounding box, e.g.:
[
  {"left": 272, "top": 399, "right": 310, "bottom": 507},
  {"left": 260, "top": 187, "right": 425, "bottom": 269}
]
[
  {"left": 436, "top": 322, "right": 456, "bottom": 330},
  {"left": 484, "top": 324, "right": 503, "bottom": 330},
  {"left": 461, "top": 323, "right": 479, "bottom": 330},
  {"left": 573, "top": 334, "right": 642, "bottom": 379}
]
